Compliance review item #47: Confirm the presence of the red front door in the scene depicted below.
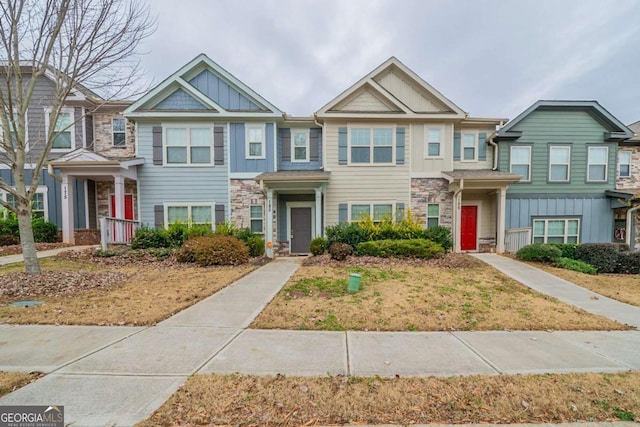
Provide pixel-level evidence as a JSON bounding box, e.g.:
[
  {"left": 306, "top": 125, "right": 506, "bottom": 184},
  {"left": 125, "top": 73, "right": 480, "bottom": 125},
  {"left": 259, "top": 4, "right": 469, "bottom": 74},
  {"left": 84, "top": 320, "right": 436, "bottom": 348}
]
[
  {"left": 110, "top": 194, "right": 134, "bottom": 220},
  {"left": 461, "top": 205, "right": 477, "bottom": 251}
]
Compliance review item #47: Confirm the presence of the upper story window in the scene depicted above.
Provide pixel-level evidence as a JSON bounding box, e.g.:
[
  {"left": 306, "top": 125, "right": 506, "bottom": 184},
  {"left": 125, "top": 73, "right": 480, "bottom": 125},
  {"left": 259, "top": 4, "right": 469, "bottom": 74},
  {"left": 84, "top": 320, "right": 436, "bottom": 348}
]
[
  {"left": 112, "top": 118, "right": 126, "bottom": 147},
  {"left": 510, "top": 146, "right": 531, "bottom": 181},
  {"left": 587, "top": 146, "right": 608, "bottom": 182},
  {"left": 618, "top": 150, "right": 631, "bottom": 177},
  {"left": 549, "top": 146, "right": 571, "bottom": 182},
  {"left": 291, "top": 129, "right": 309, "bottom": 162},
  {"left": 426, "top": 128, "right": 442, "bottom": 157},
  {"left": 0, "top": 110, "right": 26, "bottom": 150},
  {"left": 246, "top": 124, "right": 265, "bottom": 159},
  {"left": 165, "top": 126, "right": 213, "bottom": 165},
  {"left": 350, "top": 127, "right": 393, "bottom": 164},
  {"left": 461, "top": 133, "right": 477, "bottom": 161},
  {"left": 47, "top": 107, "right": 75, "bottom": 151}
]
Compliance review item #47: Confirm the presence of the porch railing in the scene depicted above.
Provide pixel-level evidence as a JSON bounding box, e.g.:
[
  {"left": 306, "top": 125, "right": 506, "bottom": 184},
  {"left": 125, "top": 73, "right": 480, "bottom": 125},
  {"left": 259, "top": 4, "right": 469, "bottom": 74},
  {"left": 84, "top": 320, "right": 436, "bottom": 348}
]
[
  {"left": 100, "top": 217, "right": 141, "bottom": 251},
  {"left": 505, "top": 227, "right": 532, "bottom": 253}
]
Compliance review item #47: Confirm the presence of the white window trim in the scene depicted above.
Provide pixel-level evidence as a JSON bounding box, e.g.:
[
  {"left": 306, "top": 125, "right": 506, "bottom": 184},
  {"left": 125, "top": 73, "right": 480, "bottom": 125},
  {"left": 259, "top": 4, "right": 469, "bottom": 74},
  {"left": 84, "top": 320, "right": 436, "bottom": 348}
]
[
  {"left": 510, "top": 145, "right": 532, "bottom": 182},
  {"left": 0, "top": 108, "right": 29, "bottom": 153},
  {"left": 245, "top": 123, "right": 266, "bottom": 160},
  {"left": 587, "top": 146, "right": 609, "bottom": 182},
  {"left": 548, "top": 145, "right": 571, "bottom": 182},
  {"left": 347, "top": 124, "right": 396, "bottom": 166},
  {"left": 426, "top": 203, "right": 440, "bottom": 228},
  {"left": 250, "top": 204, "right": 264, "bottom": 234},
  {"left": 460, "top": 132, "right": 478, "bottom": 162},
  {"left": 0, "top": 186, "right": 49, "bottom": 221},
  {"left": 162, "top": 124, "right": 214, "bottom": 167},
  {"left": 424, "top": 125, "right": 444, "bottom": 159},
  {"left": 618, "top": 150, "right": 632, "bottom": 178},
  {"left": 112, "top": 117, "right": 127, "bottom": 147},
  {"left": 163, "top": 202, "right": 215, "bottom": 228},
  {"left": 348, "top": 201, "right": 397, "bottom": 223},
  {"left": 291, "top": 128, "right": 310, "bottom": 163},
  {"left": 45, "top": 106, "right": 76, "bottom": 152},
  {"left": 532, "top": 218, "right": 580, "bottom": 244}
]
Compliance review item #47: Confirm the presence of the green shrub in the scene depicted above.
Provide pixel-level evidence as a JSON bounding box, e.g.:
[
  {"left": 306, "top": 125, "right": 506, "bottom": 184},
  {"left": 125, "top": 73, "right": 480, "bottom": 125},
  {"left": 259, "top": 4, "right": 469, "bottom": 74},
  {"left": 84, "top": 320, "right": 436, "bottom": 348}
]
[
  {"left": 175, "top": 237, "right": 200, "bottom": 263},
  {"left": 616, "top": 251, "right": 640, "bottom": 274},
  {"left": 329, "top": 242, "right": 352, "bottom": 261},
  {"left": 516, "top": 243, "right": 562, "bottom": 263},
  {"left": 166, "top": 221, "right": 189, "bottom": 247},
  {"left": 185, "top": 224, "right": 214, "bottom": 240},
  {"left": 244, "top": 235, "right": 265, "bottom": 257},
  {"left": 0, "top": 215, "right": 19, "bottom": 238},
  {"left": 553, "top": 257, "right": 597, "bottom": 275},
  {"left": 31, "top": 218, "right": 58, "bottom": 243},
  {"left": 0, "top": 235, "right": 19, "bottom": 246},
  {"left": 309, "top": 237, "right": 328, "bottom": 255},
  {"left": 214, "top": 221, "right": 238, "bottom": 236},
  {"left": 325, "top": 222, "right": 368, "bottom": 247},
  {"left": 355, "top": 239, "right": 444, "bottom": 259},
  {"left": 419, "top": 226, "right": 453, "bottom": 252},
  {"left": 177, "top": 235, "right": 249, "bottom": 266},
  {"left": 131, "top": 227, "right": 171, "bottom": 249},
  {"left": 574, "top": 243, "right": 628, "bottom": 273},
  {"left": 548, "top": 243, "right": 578, "bottom": 259}
]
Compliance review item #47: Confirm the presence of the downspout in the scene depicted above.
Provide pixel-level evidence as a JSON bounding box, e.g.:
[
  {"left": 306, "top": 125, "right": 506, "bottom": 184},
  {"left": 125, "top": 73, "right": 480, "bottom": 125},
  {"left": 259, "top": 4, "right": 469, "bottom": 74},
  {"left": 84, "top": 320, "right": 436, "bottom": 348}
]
[
  {"left": 47, "top": 164, "right": 62, "bottom": 183},
  {"left": 488, "top": 132, "right": 498, "bottom": 170},
  {"left": 453, "top": 178, "right": 464, "bottom": 252},
  {"left": 626, "top": 204, "right": 640, "bottom": 249}
]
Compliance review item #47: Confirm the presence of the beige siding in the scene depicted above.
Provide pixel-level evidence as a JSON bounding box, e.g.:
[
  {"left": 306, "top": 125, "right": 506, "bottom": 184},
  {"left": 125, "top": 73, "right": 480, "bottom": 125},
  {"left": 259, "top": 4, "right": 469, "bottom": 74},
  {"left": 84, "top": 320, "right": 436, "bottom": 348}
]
[
  {"left": 337, "top": 89, "right": 394, "bottom": 112},
  {"left": 453, "top": 126, "right": 496, "bottom": 170},
  {"left": 410, "top": 122, "right": 454, "bottom": 174},
  {"left": 324, "top": 122, "right": 410, "bottom": 225},
  {"left": 374, "top": 69, "right": 446, "bottom": 112}
]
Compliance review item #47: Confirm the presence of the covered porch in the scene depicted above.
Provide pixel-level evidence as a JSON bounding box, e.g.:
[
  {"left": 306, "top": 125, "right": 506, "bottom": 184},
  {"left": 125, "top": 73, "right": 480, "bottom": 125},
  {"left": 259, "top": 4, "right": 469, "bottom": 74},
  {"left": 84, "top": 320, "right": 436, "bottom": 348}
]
[{"left": 606, "top": 189, "right": 640, "bottom": 250}]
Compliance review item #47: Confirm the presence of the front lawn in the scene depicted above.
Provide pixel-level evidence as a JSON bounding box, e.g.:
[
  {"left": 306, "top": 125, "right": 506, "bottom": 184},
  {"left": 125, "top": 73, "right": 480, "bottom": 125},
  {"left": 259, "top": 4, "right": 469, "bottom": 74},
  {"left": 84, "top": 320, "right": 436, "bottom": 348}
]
[
  {"left": 0, "top": 372, "right": 43, "bottom": 397},
  {"left": 251, "top": 254, "right": 626, "bottom": 331}
]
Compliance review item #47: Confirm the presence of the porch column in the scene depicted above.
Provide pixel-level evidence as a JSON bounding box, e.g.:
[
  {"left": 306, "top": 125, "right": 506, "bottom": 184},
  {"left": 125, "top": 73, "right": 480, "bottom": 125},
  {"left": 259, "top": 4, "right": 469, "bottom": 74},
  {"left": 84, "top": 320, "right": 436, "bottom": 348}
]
[
  {"left": 453, "top": 189, "right": 462, "bottom": 253},
  {"left": 266, "top": 189, "right": 274, "bottom": 258},
  {"left": 315, "top": 187, "right": 322, "bottom": 238},
  {"left": 114, "top": 175, "right": 125, "bottom": 219},
  {"left": 496, "top": 187, "right": 507, "bottom": 253},
  {"left": 61, "top": 174, "right": 75, "bottom": 244}
]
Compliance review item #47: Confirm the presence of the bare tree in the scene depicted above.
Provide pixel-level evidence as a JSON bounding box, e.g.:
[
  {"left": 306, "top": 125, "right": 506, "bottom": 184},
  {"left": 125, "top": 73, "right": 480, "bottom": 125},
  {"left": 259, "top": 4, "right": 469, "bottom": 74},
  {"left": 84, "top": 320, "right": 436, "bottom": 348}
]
[{"left": 0, "top": 0, "right": 154, "bottom": 274}]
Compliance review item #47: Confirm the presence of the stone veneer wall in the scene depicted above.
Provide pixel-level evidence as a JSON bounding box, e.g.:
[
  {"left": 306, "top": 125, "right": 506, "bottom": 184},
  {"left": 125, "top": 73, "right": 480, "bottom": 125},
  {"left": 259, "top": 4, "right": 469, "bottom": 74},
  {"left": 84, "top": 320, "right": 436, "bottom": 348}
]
[
  {"left": 230, "top": 179, "right": 265, "bottom": 231},
  {"left": 92, "top": 111, "right": 135, "bottom": 158},
  {"left": 95, "top": 180, "right": 138, "bottom": 226},
  {"left": 410, "top": 178, "right": 453, "bottom": 228}
]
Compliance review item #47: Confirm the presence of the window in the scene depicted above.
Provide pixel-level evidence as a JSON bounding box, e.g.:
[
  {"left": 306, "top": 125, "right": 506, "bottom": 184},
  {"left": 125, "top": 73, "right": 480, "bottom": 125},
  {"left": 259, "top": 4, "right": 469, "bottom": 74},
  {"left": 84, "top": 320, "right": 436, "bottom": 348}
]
[
  {"left": 246, "top": 124, "right": 265, "bottom": 159},
  {"left": 619, "top": 150, "right": 631, "bottom": 177},
  {"left": 166, "top": 204, "right": 213, "bottom": 226},
  {"left": 427, "top": 203, "right": 439, "bottom": 228},
  {"left": 549, "top": 146, "right": 571, "bottom": 182},
  {"left": 587, "top": 146, "right": 608, "bottom": 182},
  {"left": 533, "top": 218, "right": 579, "bottom": 244},
  {"left": 510, "top": 146, "right": 531, "bottom": 181},
  {"left": 426, "top": 128, "right": 441, "bottom": 157},
  {"left": 462, "top": 133, "right": 476, "bottom": 161},
  {"left": 291, "top": 129, "right": 309, "bottom": 162},
  {"left": 350, "top": 202, "right": 395, "bottom": 223},
  {"left": 1, "top": 110, "right": 24, "bottom": 150},
  {"left": 349, "top": 127, "right": 393, "bottom": 164},
  {"left": 165, "top": 126, "right": 212, "bottom": 165},
  {"left": 250, "top": 205, "right": 264, "bottom": 234},
  {"left": 373, "top": 204, "right": 392, "bottom": 222},
  {"left": 112, "top": 118, "right": 126, "bottom": 147},
  {"left": 49, "top": 108, "right": 74, "bottom": 150},
  {"left": 351, "top": 204, "right": 370, "bottom": 221},
  {"left": 0, "top": 190, "right": 47, "bottom": 220}
]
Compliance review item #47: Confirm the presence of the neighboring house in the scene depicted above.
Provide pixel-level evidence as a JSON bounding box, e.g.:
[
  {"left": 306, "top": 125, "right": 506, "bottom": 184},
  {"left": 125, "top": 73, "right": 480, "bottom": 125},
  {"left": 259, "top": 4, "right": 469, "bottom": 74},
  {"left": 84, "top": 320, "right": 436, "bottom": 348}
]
[
  {"left": 495, "top": 101, "right": 634, "bottom": 248},
  {"left": 315, "top": 57, "right": 520, "bottom": 253}
]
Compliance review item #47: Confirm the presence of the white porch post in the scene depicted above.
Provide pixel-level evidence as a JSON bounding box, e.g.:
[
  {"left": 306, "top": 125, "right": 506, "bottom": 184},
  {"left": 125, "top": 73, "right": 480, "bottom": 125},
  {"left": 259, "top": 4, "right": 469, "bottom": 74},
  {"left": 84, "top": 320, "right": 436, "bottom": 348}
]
[
  {"left": 496, "top": 187, "right": 507, "bottom": 253},
  {"left": 315, "top": 187, "right": 322, "bottom": 238},
  {"left": 61, "top": 174, "right": 75, "bottom": 244},
  {"left": 266, "top": 189, "right": 274, "bottom": 258},
  {"left": 114, "top": 175, "right": 125, "bottom": 219},
  {"left": 454, "top": 189, "right": 462, "bottom": 253}
]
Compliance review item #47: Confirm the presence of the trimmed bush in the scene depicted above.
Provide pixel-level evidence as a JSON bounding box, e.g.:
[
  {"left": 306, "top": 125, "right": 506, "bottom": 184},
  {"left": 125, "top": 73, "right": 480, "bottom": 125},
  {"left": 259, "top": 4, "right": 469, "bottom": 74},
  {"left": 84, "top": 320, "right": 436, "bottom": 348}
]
[
  {"left": 166, "top": 221, "right": 189, "bottom": 247},
  {"left": 516, "top": 243, "right": 562, "bottom": 263},
  {"left": 0, "top": 216, "right": 19, "bottom": 239},
  {"left": 185, "top": 224, "right": 214, "bottom": 240},
  {"left": 419, "top": 226, "right": 453, "bottom": 252},
  {"left": 325, "top": 223, "right": 368, "bottom": 247},
  {"left": 329, "top": 242, "right": 352, "bottom": 261},
  {"left": 548, "top": 243, "right": 578, "bottom": 259},
  {"left": 553, "top": 257, "right": 597, "bottom": 275},
  {"left": 31, "top": 218, "right": 58, "bottom": 243},
  {"left": 177, "top": 235, "right": 249, "bottom": 266},
  {"left": 175, "top": 237, "right": 200, "bottom": 263},
  {"left": 574, "top": 243, "right": 628, "bottom": 273},
  {"left": 309, "top": 237, "right": 328, "bottom": 256},
  {"left": 244, "top": 235, "right": 265, "bottom": 257},
  {"left": 616, "top": 251, "right": 640, "bottom": 274},
  {"left": 355, "top": 239, "right": 444, "bottom": 259},
  {"left": 131, "top": 227, "right": 171, "bottom": 249}
]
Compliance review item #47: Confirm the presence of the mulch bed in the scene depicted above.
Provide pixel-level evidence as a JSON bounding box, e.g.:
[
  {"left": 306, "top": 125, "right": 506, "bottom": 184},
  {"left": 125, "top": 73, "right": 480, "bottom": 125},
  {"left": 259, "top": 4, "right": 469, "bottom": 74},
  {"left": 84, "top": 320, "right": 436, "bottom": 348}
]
[
  {"left": 0, "top": 270, "right": 130, "bottom": 298},
  {"left": 0, "top": 243, "right": 73, "bottom": 257},
  {"left": 303, "top": 252, "right": 486, "bottom": 269}
]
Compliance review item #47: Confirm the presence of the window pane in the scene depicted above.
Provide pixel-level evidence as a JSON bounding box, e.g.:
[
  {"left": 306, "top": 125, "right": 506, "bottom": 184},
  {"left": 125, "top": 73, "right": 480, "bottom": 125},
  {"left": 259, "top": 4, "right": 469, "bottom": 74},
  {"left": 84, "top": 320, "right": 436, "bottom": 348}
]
[
  {"left": 533, "top": 220, "right": 544, "bottom": 236},
  {"left": 550, "top": 147, "right": 570, "bottom": 163},
  {"left": 113, "top": 132, "right": 126, "bottom": 146},
  {"left": 191, "top": 147, "right": 210, "bottom": 163},
  {"left": 32, "top": 193, "right": 44, "bottom": 210},
  {"left": 373, "top": 129, "right": 392, "bottom": 146},
  {"left": 620, "top": 165, "right": 630, "bottom": 177},
  {"left": 351, "top": 129, "right": 370, "bottom": 146},
  {"left": 373, "top": 204, "right": 392, "bottom": 221},
  {"left": 112, "top": 118, "right": 125, "bottom": 132},
  {"left": 351, "top": 204, "right": 370, "bottom": 221},
  {"left": 550, "top": 165, "right": 568, "bottom": 181},
  {"left": 427, "top": 217, "right": 439, "bottom": 228},
  {"left": 547, "top": 236, "right": 565, "bottom": 244},
  {"left": 166, "top": 128, "right": 186, "bottom": 146},
  {"left": 294, "top": 133, "right": 307, "bottom": 146},
  {"left": 55, "top": 112, "right": 71, "bottom": 131},
  {"left": 511, "top": 147, "right": 530, "bottom": 163},
  {"left": 249, "top": 142, "right": 262, "bottom": 157},
  {"left": 427, "top": 204, "right": 439, "bottom": 217},
  {"left": 190, "top": 128, "right": 211, "bottom": 146},
  {"left": 167, "top": 147, "right": 187, "bottom": 163},
  {"left": 619, "top": 151, "right": 631, "bottom": 164},
  {"left": 428, "top": 142, "right": 440, "bottom": 156},
  {"left": 191, "top": 206, "right": 212, "bottom": 223},
  {"left": 589, "top": 147, "right": 607, "bottom": 164},
  {"left": 533, "top": 236, "right": 544, "bottom": 244},
  {"left": 589, "top": 165, "right": 606, "bottom": 181},
  {"left": 512, "top": 164, "right": 530, "bottom": 180},
  {"left": 566, "top": 236, "right": 578, "bottom": 244},
  {"left": 168, "top": 206, "right": 188, "bottom": 222},
  {"left": 427, "top": 129, "right": 440, "bottom": 143},
  {"left": 462, "top": 134, "right": 475, "bottom": 148},
  {"left": 373, "top": 146, "right": 392, "bottom": 163},
  {"left": 249, "top": 127, "right": 263, "bottom": 143},
  {"left": 567, "top": 220, "right": 579, "bottom": 235},
  {"left": 294, "top": 146, "right": 307, "bottom": 160},
  {"left": 250, "top": 219, "right": 263, "bottom": 234},
  {"left": 52, "top": 132, "right": 71, "bottom": 148},
  {"left": 547, "top": 220, "right": 565, "bottom": 236},
  {"left": 463, "top": 147, "right": 475, "bottom": 160},
  {"left": 351, "top": 147, "right": 370, "bottom": 163},
  {"left": 250, "top": 205, "right": 263, "bottom": 219}
]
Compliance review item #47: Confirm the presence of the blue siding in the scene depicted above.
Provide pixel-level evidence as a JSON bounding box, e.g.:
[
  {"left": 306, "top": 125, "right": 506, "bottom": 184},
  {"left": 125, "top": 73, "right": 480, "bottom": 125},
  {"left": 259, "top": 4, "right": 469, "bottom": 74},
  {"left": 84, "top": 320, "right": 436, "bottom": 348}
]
[
  {"left": 277, "top": 194, "right": 315, "bottom": 242},
  {"left": 278, "top": 128, "right": 323, "bottom": 170},
  {"left": 230, "top": 123, "right": 275, "bottom": 173},
  {"left": 505, "top": 195, "right": 613, "bottom": 243},
  {"left": 189, "top": 70, "right": 264, "bottom": 111},
  {"left": 153, "top": 89, "right": 207, "bottom": 110}
]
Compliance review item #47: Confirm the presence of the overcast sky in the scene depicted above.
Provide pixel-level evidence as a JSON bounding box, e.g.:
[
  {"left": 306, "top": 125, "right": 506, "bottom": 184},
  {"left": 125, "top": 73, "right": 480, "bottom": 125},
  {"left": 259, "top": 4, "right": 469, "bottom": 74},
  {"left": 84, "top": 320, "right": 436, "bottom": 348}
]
[{"left": 137, "top": 0, "right": 640, "bottom": 125}]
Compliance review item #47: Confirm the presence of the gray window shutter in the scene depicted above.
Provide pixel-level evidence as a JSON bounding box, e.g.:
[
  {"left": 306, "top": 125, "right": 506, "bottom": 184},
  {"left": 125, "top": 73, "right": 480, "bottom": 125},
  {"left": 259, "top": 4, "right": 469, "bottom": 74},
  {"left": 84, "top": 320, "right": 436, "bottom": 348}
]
[
  {"left": 396, "top": 127, "right": 405, "bottom": 165},
  {"left": 338, "top": 203, "right": 348, "bottom": 223},
  {"left": 338, "top": 127, "right": 347, "bottom": 165},
  {"left": 395, "top": 203, "right": 405, "bottom": 222},
  {"left": 214, "top": 126, "right": 224, "bottom": 165},
  {"left": 152, "top": 126, "right": 163, "bottom": 165},
  {"left": 478, "top": 133, "right": 487, "bottom": 161},
  {"left": 453, "top": 132, "right": 461, "bottom": 161},
  {"left": 310, "top": 128, "right": 320, "bottom": 162},
  {"left": 281, "top": 129, "right": 291, "bottom": 162},
  {"left": 215, "top": 204, "right": 225, "bottom": 225},
  {"left": 154, "top": 205, "right": 164, "bottom": 229}
]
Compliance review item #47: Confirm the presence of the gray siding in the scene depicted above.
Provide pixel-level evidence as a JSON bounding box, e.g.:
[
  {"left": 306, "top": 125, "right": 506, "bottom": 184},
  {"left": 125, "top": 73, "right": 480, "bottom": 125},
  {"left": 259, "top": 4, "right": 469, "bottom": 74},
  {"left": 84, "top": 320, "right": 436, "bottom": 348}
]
[
  {"left": 278, "top": 128, "right": 323, "bottom": 170},
  {"left": 189, "top": 70, "right": 264, "bottom": 111},
  {"left": 277, "top": 194, "right": 314, "bottom": 242},
  {"left": 505, "top": 195, "right": 613, "bottom": 243},
  {"left": 153, "top": 88, "right": 207, "bottom": 110},
  {"left": 136, "top": 122, "right": 229, "bottom": 227},
  {"left": 229, "top": 122, "right": 275, "bottom": 173}
]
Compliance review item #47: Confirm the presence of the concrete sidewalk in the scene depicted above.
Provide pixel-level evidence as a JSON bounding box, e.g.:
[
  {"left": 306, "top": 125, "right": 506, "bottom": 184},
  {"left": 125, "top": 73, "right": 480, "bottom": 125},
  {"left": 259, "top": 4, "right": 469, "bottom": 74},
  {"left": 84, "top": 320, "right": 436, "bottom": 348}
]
[{"left": 0, "top": 245, "right": 98, "bottom": 266}]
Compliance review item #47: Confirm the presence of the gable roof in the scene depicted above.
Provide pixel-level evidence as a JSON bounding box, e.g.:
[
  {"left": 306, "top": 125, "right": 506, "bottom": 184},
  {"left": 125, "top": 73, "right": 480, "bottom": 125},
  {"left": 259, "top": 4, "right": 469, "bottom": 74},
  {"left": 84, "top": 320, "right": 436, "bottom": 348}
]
[
  {"left": 316, "top": 57, "right": 467, "bottom": 119},
  {"left": 125, "top": 54, "right": 282, "bottom": 119},
  {"left": 497, "top": 100, "right": 634, "bottom": 141},
  {"left": 627, "top": 120, "right": 640, "bottom": 142}
]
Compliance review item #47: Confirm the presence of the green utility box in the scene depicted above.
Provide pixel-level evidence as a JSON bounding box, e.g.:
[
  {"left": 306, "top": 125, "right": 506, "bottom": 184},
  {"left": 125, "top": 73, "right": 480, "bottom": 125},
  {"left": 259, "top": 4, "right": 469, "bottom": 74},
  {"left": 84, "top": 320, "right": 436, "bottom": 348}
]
[{"left": 348, "top": 273, "right": 361, "bottom": 293}]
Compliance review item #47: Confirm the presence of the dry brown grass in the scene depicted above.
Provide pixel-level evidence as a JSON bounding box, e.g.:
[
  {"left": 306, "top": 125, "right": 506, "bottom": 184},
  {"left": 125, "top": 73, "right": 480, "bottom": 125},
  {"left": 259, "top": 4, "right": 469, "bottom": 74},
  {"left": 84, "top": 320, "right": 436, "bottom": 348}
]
[
  {"left": 137, "top": 372, "right": 639, "bottom": 426},
  {"left": 0, "top": 372, "right": 43, "bottom": 397},
  {"left": 251, "top": 263, "right": 627, "bottom": 331},
  {"left": 0, "top": 258, "right": 257, "bottom": 326}
]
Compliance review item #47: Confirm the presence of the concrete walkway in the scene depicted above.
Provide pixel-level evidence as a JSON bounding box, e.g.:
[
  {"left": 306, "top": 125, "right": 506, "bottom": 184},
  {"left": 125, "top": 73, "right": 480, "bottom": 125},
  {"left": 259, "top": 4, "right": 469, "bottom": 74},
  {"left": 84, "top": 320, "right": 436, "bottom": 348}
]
[
  {"left": 0, "top": 256, "right": 639, "bottom": 426},
  {"left": 0, "top": 244, "right": 98, "bottom": 266}
]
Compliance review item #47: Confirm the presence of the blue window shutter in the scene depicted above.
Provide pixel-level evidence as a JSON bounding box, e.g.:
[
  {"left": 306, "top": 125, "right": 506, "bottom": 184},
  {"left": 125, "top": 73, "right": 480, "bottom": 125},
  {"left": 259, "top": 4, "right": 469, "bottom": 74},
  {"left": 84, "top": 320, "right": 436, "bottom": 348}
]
[
  {"left": 478, "top": 132, "right": 487, "bottom": 161},
  {"left": 281, "top": 129, "right": 291, "bottom": 162},
  {"left": 152, "top": 127, "right": 163, "bottom": 165},
  {"left": 396, "top": 127, "right": 405, "bottom": 164},
  {"left": 453, "top": 132, "right": 461, "bottom": 161},
  {"left": 396, "top": 203, "right": 405, "bottom": 222},
  {"left": 310, "top": 128, "right": 320, "bottom": 162},
  {"left": 214, "top": 126, "right": 224, "bottom": 165},
  {"left": 154, "top": 205, "right": 164, "bottom": 229},
  {"left": 338, "top": 203, "right": 348, "bottom": 223},
  {"left": 338, "top": 127, "right": 347, "bottom": 165},
  {"left": 215, "top": 204, "right": 225, "bottom": 225}
]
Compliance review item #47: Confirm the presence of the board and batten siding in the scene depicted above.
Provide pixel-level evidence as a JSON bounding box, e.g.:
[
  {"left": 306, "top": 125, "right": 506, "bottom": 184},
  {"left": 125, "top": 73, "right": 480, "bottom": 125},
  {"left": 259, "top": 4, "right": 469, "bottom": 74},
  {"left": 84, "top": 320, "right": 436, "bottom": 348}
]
[
  {"left": 499, "top": 110, "right": 617, "bottom": 193},
  {"left": 410, "top": 122, "right": 454, "bottom": 174},
  {"left": 323, "top": 122, "right": 410, "bottom": 226},
  {"left": 189, "top": 70, "right": 264, "bottom": 111},
  {"left": 229, "top": 122, "right": 276, "bottom": 173},
  {"left": 136, "top": 122, "right": 229, "bottom": 227}
]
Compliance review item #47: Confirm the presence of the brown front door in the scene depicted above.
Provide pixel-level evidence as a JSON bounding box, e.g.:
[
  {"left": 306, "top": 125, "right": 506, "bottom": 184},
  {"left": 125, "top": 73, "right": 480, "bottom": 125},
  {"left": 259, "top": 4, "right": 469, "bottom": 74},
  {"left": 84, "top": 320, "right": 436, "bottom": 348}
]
[
  {"left": 291, "top": 207, "right": 312, "bottom": 254},
  {"left": 461, "top": 205, "right": 477, "bottom": 251}
]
